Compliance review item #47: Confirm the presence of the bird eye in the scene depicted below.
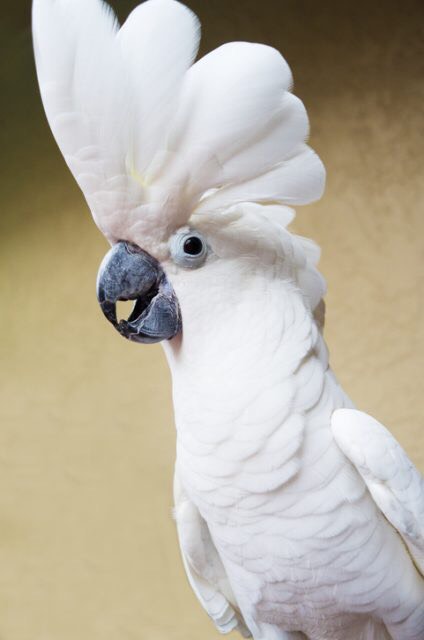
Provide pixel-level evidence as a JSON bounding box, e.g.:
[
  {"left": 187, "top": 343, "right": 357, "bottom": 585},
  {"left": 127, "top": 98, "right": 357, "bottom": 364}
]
[
  {"left": 170, "top": 229, "right": 208, "bottom": 269},
  {"left": 183, "top": 236, "right": 204, "bottom": 256}
]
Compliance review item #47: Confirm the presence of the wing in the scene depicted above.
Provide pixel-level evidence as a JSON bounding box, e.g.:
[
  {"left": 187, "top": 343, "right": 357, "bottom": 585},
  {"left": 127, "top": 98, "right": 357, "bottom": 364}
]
[
  {"left": 332, "top": 408, "right": 424, "bottom": 574},
  {"left": 173, "top": 472, "right": 251, "bottom": 637}
]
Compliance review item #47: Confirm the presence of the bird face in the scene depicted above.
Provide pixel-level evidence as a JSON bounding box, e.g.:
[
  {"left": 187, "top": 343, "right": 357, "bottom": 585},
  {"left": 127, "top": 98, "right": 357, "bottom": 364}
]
[
  {"left": 96, "top": 207, "right": 295, "bottom": 346},
  {"left": 96, "top": 221, "right": 214, "bottom": 344}
]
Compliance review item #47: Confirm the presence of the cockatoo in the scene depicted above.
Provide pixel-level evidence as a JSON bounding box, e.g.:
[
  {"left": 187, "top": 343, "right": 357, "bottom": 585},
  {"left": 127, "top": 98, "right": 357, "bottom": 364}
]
[{"left": 32, "top": 1, "right": 424, "bottom": 638}]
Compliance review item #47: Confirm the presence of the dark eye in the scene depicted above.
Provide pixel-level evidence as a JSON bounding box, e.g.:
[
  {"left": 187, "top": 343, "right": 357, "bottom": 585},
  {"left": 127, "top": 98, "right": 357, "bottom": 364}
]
[
  {"left": 183, "top": 236, "right": 204, "bottom": 256},
  {"left": 170, "top": 229, "right": 209, "bottom": 269}
]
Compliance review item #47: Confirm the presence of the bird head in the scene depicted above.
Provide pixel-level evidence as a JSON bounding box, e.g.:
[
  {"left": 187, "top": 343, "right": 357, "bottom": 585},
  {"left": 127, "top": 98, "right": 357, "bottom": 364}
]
[{"left": 33, "top": 0, "right": 326, "bottom": 349}]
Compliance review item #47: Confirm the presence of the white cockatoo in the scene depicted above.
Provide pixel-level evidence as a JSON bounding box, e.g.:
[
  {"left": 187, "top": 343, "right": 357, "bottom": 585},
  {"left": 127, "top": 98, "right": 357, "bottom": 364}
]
[{"left": 32, "top": 1, "right": 424, "bottom": 638}]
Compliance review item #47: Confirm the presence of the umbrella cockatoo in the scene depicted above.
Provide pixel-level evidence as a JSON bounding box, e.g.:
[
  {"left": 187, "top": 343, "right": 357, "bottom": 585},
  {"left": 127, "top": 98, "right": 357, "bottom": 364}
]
[{"left": 32, "top": 1, "right": 424, "bottom": 638}]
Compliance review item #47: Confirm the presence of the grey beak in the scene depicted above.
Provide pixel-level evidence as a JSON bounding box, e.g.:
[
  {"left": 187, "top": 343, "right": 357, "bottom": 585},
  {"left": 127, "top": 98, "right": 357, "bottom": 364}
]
[{"left": 96, "top": 241, "right": 182, "bottom": 344}]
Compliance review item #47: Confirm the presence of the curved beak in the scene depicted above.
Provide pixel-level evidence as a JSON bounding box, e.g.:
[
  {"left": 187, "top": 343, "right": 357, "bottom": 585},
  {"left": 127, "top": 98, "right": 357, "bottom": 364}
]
[{"left": 96, "top": 241, "right": 182, "bottom": 344}]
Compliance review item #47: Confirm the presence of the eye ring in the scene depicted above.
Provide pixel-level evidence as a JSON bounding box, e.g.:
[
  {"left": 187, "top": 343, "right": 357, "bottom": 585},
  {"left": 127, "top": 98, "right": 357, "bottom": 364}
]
[{"left": 169, "top": 229, "right": 208, "bottom": 269}]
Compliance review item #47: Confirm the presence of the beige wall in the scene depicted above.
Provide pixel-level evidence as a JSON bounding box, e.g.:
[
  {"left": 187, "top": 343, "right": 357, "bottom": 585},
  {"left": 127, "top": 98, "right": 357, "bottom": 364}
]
[{"left": 1, "top": 1, "right": 423, "bottom": 638}]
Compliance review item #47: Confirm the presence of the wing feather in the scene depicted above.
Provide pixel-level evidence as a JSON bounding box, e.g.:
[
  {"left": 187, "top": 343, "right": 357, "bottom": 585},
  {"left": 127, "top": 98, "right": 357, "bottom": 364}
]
[
  {"left": 332, "top": 409, "right": 424, "bottom": 574},
  {"left": 174, "top": 473, "right": 252, "bottom": 637}
]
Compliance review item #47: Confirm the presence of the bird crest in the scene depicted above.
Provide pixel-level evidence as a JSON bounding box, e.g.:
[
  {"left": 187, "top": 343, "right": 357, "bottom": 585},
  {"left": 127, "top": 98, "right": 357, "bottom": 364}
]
[{"left": 33, "top": 0, "right": 325, "bottom": 254}]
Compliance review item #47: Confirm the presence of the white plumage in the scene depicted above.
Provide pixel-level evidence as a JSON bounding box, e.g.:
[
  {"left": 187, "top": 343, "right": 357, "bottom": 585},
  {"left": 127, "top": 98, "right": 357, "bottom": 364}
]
[
  {"left": 32, "top": 0, "right": 323, "bottom": 248},
  {"left": 33, "top": 1, "right": 424, "bottom": 639}
]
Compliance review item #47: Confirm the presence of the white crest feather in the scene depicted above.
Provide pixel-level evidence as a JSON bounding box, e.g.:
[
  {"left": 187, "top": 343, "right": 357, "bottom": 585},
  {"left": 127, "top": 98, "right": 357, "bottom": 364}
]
[{"left": 33, "top": 0, "right": 325, "bottom": 250}]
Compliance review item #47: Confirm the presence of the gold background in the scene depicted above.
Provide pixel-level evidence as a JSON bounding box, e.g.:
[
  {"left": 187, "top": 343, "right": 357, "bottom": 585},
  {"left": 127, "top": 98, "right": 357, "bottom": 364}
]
[{"left": 1, "top": 1, "right": 423, "bottom": 638}]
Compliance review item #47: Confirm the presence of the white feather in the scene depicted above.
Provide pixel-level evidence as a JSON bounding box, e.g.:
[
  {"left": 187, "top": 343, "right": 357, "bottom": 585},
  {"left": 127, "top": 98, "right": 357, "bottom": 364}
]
[
  {"left": 117, "top": 0, "right": 200, "bottom": 174},
  {"left": 155, "top": 41, "right": 324, "bottom": 213},
  {"left": 33, "top": 0, "right": 324, "bottom": 249},
  {"left": 195, "top": 145, "right": 325, "bottom": 214},
  {"left": 32, "top": 0, "right": 200, "bottom": 246},
  {"left": 332, "top": 409, "right": 424, "bottom": 574},
  {"left": 174, "top": 473, "right": 252, "bottom": 637},
  {"left": 163, "top": 208, "right": 424, "bottom": 638}
]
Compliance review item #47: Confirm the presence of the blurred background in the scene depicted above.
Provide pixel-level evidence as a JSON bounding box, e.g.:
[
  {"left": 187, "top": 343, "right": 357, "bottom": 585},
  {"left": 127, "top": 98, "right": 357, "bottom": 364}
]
[{"left": 0, "top": 0, "right": 423, "bottom": 638}]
